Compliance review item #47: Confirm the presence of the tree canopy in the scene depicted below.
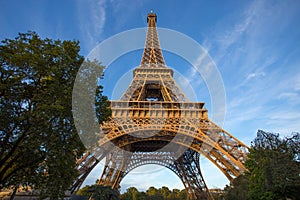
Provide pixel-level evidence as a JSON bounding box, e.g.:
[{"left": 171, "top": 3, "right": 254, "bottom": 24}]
[
  {"left": 121, "top": 186, "right": 188, "bottom": 200},
  {"left": 223, "top": 130, "right": 300, "bottom": 200},
  {"left": 0, "top": 32, "right": 110, "bottom": 199},
  {"left": 77, "top": 185, "right": 187, "bottom": 200}
]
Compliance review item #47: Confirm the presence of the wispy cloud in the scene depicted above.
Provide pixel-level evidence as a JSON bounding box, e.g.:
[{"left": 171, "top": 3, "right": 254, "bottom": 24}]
[
  {"left": 261, "top": 108, "right": 300, "bottom": 136},
  {"left": 276, "top": 73, "right": 300, "bottom": 106},
  {"left": 246, "top": 72, "right": 265, "bottom": 81},
  {"left": 108, "top": 0, "right": 145, "bottom": 30},
  {"left": 278, "top": 92, "right": 299, "bottom": 101},
  {"left": 202, "top": 0, "right": 262, "bottom": 61},
  {"left": 294, "top": 76, "right": 300, "bottom": 91},
  {"left": 235, "top": 71, "right": 266, "bottom": 89},
  {"left": 76, "top": 0, "right": 107, "bottom": 53},
  {"left": 224, "top": 76, "right": 300, "bottom": 144},
  {"left": 215, "top": 9, "right": 252, "bottom": 54},
  {"left": 201, "top": 0, "right": 300, "bottom": 142}
]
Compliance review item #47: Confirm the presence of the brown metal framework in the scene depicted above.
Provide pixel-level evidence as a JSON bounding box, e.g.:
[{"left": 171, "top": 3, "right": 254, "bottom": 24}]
[{"left": 71, "top": 12, "right": 249, "bottom": 200}]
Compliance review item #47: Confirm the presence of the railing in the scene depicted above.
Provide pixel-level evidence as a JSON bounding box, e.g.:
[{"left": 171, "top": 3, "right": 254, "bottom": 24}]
[{"left": 110, "top": 101, "right": 208, "bottom": 119}]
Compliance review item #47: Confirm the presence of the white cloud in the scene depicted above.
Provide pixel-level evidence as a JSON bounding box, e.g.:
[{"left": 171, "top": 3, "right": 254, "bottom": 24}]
[
  {"left": 230, "top": 106, "right": 263, "bottom": 123},
  {"left": 246, "top": 71, "right": 265, "bottom": 81},
  {"left": 262, "top": 109, "right": 300, "bottom": 136},
  {"left": 216, "top": 11, "right": 251, "bottom": 52},
  {"left": 231, "top": 70, "right": 266, "bottom": 89},
  {"left": 211, "top": 0, "right": 300, "bottom": 141},
  {"left": 293, "top": 74, "right": 300, "bottom": 91},
  {"left": 278, "top": 92, "right": 298, "bottom": 100},
  {"left": 182, "top": 66, "right": 203, "bottom": 88},
  {"left": 275, "top": 73, "right": 300, "bottom": 105},
  {"left": 76, "top": 0, "right": 107, "bottom": 52},
  {"left": 108, "top": 0, "right": 145, "bottom": 30},
  {"left": 205, "top": 0, "right": 263, "bottom": 62},
  {"left": 268, "top": 111, "right": 300, "bottom": 121}
]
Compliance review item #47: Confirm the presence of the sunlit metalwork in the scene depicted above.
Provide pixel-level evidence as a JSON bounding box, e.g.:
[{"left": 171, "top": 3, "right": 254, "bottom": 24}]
[{"left": 71, "top": 12, "right": 249, "bottom": 200}]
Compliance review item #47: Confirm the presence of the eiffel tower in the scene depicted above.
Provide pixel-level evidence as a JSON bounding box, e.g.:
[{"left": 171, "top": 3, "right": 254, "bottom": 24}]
[{"left": 71, "top": 12, "right": 249, "bottom": 199}]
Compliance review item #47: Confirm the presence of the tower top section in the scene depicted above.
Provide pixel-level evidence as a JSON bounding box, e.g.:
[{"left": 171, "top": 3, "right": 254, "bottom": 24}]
[
  {"left": 140, "top": 11, "right": 166, "bottom": 67},
  {"left": 147, "top": 11, "right": 157, "bottom": 26}
]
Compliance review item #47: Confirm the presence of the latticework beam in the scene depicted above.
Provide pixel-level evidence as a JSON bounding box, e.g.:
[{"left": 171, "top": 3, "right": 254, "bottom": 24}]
[{"left": 71, "top": 12, "right": 249, "bottom": 200}]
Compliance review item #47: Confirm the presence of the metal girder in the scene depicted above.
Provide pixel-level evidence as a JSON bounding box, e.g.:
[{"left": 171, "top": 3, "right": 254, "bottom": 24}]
[
  {"left": 140, "top": 13, "right": 165, "bottom": 66},
  {"left": 70, "top": 153, "right": 99, "bottom": 193},
  {"left": 71, "top": 12, "right": 250, "bottom": 200},
  {"left": 99, "top": 113, "right": 248, "bottom": 173},
  {"left": 174, "top": 151, "right": 213, "bottom": 200},
  {"left": 120, "top": 69, "right": 187, "bottom": 102}
]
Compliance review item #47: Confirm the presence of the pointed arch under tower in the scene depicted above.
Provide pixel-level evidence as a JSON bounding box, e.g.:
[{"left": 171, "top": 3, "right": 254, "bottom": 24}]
[{"left": 71, "top": 12, "right": 249, "bottom": 200}]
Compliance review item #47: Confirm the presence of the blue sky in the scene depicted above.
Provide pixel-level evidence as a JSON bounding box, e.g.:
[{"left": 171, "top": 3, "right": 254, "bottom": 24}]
[{"left": 1, "top": 0, "right": 300, "bottom": 192}]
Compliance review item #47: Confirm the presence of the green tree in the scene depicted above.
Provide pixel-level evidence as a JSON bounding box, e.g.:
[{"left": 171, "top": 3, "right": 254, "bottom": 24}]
[
  {"left": 120, "top": 187, "right": 141, "bottom": 200},
  {"left": 119, "top": 186, "right": 189, "bottom": 200},
  {"left": 246, "top": 130, "right": 300, "bottom": 200},
  {"left": 159, "top": 186, "right": 171, "bottom": 199},
  {"left": 223, "top": 175, "right": 249, "bottom": 200},
  {"left": 88, "top": 185, "right": 119, "bottom": 200},
  {"left": 223, "top": 130, "right": 300, "bottom": 200},
  {"left": 145, "top": 186, "right": 163, "bottom": 200},
  {"left": 138, "top": 191, "right": 147, "bottom": 200},
  {"left": 0, "top": 32, "right": 110, "bottom": 199},
  {"left": 177, "top": 189, "right": 187, "bottom": 200},
  {"left": 171, "top": 188, "right": 180, "bottom": 199},
  {"left": 77, "top": 185, "right": 93, "bottom": 197}
]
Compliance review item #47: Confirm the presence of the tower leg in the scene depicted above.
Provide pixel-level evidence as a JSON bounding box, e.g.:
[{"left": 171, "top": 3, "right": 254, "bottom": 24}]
[
  {"left": 98, "top": 148, "right": 130, "bottom": 189},
  {"left": 174, "top": 151, "right": 213, "bottom": 200}
]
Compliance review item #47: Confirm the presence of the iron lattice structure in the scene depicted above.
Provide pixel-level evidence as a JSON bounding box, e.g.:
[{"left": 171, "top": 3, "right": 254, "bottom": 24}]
[{"left": 71, "top": 12, "right": 249, "bottom": 200}]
